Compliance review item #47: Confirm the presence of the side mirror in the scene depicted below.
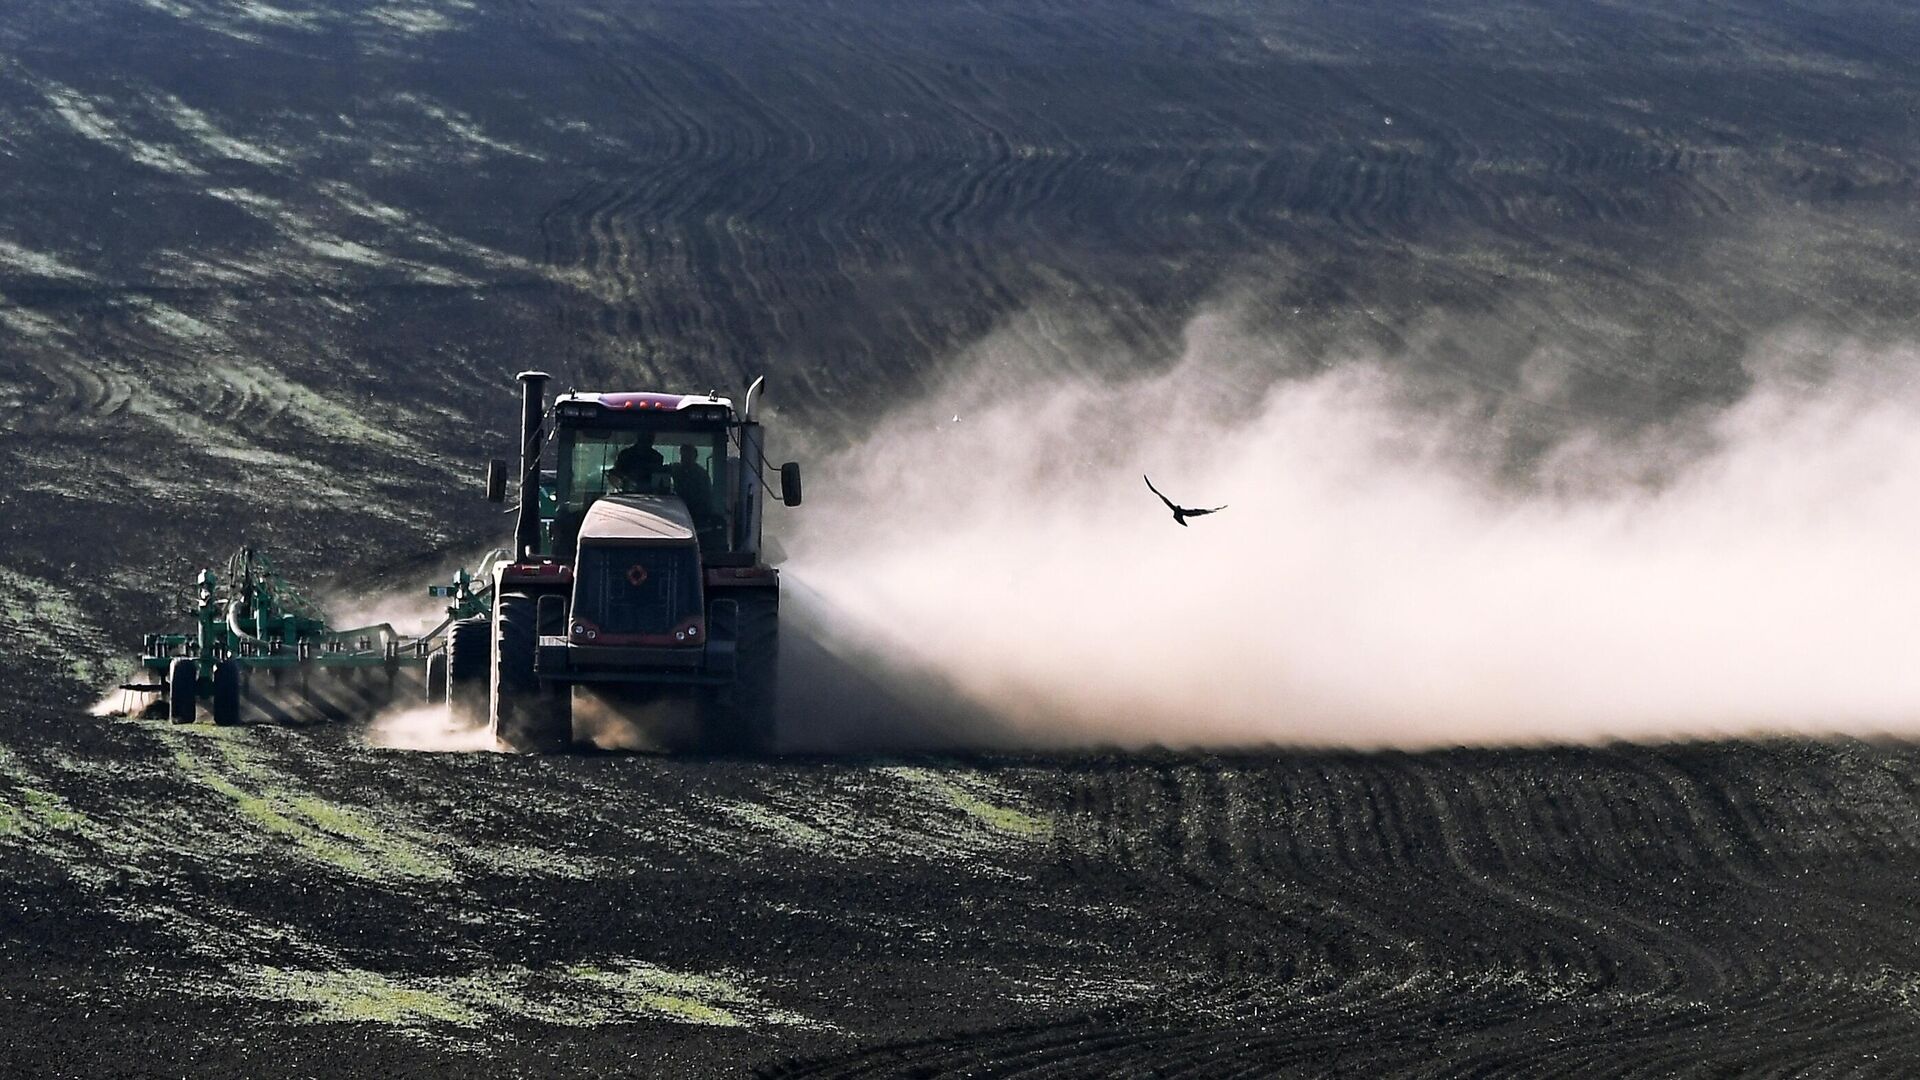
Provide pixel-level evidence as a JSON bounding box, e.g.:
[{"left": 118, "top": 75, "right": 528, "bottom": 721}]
[
  {"left": 779, "top": 462, "right": 802, "bottom": 507},
  {"left": 485, "top": 459, "right": 507, "bottom": 502}
]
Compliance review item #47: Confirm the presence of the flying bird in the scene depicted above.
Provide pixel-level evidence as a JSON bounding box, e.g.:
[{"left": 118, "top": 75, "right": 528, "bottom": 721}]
[{"left": 1144, "top": 475, "right": 1226, "bottom": 527}]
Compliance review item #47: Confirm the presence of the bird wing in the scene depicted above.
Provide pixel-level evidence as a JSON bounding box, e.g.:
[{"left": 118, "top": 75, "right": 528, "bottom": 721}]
[
  {"left": 1143, "top": 474, "right": 1180, "bottom": 512},
  {"left": 1186, "top": 505, "right": 1227, "bottom": 518}
]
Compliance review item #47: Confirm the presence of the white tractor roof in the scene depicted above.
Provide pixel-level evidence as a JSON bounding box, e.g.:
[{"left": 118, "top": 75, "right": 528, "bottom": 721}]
[
  {"left": 554, "top": 390, "right": 734, "bottom": 412},
  {"left": 579, "top": 494, "right": 697, "bottom": 544}
]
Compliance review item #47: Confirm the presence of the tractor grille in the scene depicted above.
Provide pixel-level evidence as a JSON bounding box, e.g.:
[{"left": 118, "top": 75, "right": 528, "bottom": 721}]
[{"left": 574, "top": 544, "right": 702, "bottom": 637}]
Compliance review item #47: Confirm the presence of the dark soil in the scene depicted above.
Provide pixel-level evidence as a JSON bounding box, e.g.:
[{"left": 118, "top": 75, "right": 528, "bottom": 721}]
[{"left": 5, "top": 711, "right": 1920, "bottom": 1076}]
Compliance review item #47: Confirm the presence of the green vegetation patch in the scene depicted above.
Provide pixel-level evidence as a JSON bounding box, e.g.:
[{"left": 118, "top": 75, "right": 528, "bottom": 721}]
[
  {"left": 215, "top": 959, "right": 820, "bottom": 1034},
  {"left": 714, "top": 799, "right": 832, "bottom": 851},
  {"left": 242, "top": 966, "right": 481, "bottom": 1027},
  {"left": 151, "top": 724, "right": 600, "bottom": 883},
  {"left": 884, "top": 767, "right": 1054, "bottom": 842},
  {"left": 0, "top": 743, "right": 141, "bottom": 891},
  {"left": 0, "top": 745, "right": 96, "bottom": 841},
  {"left": 565, "top": 962, "right": 748, "bottom": 1027},
  {"left": 165, "top": 730, "right": 454, "bottom": 883},
  {"left": 19, "top": 787, "right": 87, "bottom": 832},
  {"left": 0, "top": 567, "right": 114, "bottom": 686}
]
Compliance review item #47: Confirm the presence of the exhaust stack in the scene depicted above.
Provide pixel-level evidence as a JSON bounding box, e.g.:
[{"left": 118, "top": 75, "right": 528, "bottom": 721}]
[{"left": 514, "top": 370, "right": 549, "bottom": 559}]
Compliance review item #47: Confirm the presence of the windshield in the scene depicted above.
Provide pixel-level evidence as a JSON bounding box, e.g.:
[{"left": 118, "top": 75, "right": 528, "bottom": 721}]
[{"left": 553, "top": 424, "right": 733, "bottom": 555}]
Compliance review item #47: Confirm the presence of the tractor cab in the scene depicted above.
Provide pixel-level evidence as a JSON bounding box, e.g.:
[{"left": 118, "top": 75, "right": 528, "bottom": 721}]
[
  {"left": 546, "top": 391, "right": 740, "bottom": 560},
  {"left": 487, "top": 387, "right": 796, "bottom": 567}
]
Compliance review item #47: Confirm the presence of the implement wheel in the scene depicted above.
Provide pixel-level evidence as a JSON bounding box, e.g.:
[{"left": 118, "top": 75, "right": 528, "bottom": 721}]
[
  {"left": 425, "top": 650, "right": 448, "bottom": 706},
  {"left": 166, "top": 658, "right": 198, "bottom": 724},
  {"left": 490, "top": 593, "right": 570, "bottom": 753},
  {"left": 212, "top": 659, "right": 242, "bottom": 727},
  {"left": 446, "top": 617, "right": 490, "bottom": 725}
]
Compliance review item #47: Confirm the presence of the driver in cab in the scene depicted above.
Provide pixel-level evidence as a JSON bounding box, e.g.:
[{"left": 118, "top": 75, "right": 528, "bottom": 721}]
[{"left": 606, "top": 441, "right": 667, "bottom": 495}]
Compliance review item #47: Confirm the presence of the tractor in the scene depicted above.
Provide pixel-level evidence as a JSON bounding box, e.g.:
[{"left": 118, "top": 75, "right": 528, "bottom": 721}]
[
  {"left": 452, "top": 371, "right": 800, "bottom": 752},
  {"left": 125, "top": 371, "right": 800, "bottom": 754}
]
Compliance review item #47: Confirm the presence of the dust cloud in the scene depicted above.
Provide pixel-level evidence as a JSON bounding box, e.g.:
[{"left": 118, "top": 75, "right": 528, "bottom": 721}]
[
  {"left": 366, "top": 705, "right": 497, "bottom": 752},
  {"left": 320, "top": 548, "right": 499, "bottom": 641},
  {"left": 783, "top": 311, "right": 1920, "bottom": 750},
  {"left": 572, "top": 689, "right": 701, "bottom": 752}
]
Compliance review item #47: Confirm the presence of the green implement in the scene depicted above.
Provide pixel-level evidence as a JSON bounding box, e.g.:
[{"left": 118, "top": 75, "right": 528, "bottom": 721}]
[{"left": 123, "top": 546, "right": 500, "bottom": 726}]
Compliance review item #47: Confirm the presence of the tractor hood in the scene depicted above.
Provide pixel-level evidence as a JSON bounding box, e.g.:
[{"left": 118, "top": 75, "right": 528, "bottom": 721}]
[
  {"left": 578, "top": 494, "right": 696, "bottom": 545},
  {"left": 570, "top": 494, "right": 706, "bottom": 650}
]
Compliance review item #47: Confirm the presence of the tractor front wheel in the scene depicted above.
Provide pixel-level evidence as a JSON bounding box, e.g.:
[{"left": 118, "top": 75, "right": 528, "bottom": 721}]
[{"left": 490, "top": 593, "right": 571, "bottom": 753}]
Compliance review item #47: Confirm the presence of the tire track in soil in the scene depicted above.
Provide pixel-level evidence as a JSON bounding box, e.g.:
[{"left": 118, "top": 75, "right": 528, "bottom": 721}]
[
  {"left": 456, "top": 0, "right": 1920, "bottom": 434},
  {"left": 9, "top": 710, "right": 1920, "bottom": 1075},
  {"left": 759, "top": 746, "right": 1920, "bottom": 1077}
]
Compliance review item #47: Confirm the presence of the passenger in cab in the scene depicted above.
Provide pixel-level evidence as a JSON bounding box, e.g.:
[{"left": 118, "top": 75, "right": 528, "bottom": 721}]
[
  {"left": 667, "top": 445, "right": 716, "bottom": 517},
  {"left": 669, "top": 443, "right": 729, "bottom": 550}
]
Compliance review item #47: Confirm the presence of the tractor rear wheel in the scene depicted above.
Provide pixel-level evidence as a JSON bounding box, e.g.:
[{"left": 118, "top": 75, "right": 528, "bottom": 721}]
[
  {"left": 212, "top": 659, "right": 242, "bottom": 727},
  {"left": 446, "top": 617, "right": 490, "bottom": 725},
  {"left": 707, "top": 592, "right": 779, "bottom": 754},
  {"left": 490, "top": 593, "right": 571, "bottom": 753},
  {"left": 167, "top": 658, "right": 198, "bottom": 724},
  {"left": 425, "top": 650, "right": 448, "bottom": 706}
]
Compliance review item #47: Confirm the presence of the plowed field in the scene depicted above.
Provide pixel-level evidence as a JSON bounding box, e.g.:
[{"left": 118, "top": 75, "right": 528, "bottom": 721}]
[{"left": 4, "top": 0, "right": 1920, "bottom": 1074}]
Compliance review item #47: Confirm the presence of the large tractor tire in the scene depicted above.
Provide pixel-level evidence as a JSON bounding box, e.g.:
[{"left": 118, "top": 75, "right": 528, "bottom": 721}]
[
  {"left": 490, "top": 593, "right": 571, "bottom": 753},
  {"left": 708, "top": 592, "right": 779, "bottom": 754},
  {"left": 167, "top": 658, "right": 198, "bottom": 724},
  {"left": 211, "top": 659, "right": 242, "bottom": 727},
  {"left": 446, "top": 616, "right": 490, "bottom": 725}
]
